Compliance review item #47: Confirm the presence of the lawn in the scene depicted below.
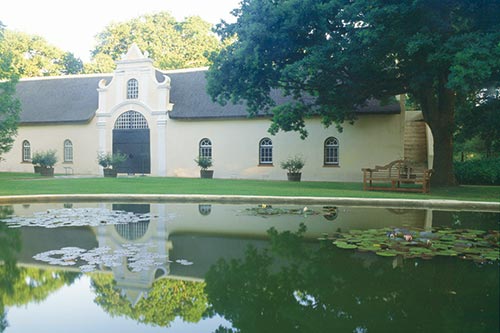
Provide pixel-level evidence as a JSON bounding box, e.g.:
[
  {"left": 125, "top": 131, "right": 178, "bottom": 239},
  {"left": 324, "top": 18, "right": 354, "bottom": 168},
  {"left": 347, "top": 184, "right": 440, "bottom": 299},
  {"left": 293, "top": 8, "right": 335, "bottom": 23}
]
[{"left": 0, "top": 172, "right": 499, "bottom": 202}]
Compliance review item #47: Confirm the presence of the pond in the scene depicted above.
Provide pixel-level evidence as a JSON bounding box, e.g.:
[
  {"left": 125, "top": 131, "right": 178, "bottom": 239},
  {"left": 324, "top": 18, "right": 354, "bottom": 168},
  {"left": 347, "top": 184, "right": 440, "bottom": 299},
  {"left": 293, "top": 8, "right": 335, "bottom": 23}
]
[{"left": 0, "top": 202, "right": 498, "bottom": 333}]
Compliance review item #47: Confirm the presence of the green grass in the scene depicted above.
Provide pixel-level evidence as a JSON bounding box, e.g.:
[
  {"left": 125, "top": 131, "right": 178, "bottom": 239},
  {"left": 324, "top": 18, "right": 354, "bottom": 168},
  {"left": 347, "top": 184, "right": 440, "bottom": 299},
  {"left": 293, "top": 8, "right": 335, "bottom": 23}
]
[{"left": 0, "top": 172, "right": 499, "bottom": 202}]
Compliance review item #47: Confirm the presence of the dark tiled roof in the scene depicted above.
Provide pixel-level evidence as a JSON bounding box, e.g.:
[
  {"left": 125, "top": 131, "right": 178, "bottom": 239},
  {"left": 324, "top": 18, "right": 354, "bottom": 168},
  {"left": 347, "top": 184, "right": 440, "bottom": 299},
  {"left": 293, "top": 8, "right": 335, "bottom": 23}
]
[
  {"left": 167, "top": 69, "right": 400, "bottom": 119},
  {"left": 168, "top": 69, "right": 253, "bottom": 119},
  {"left": 15, "top": 75, "right": 112, "bottom": 124},
  {"left": 14, "top": 69, "right": 400, "bottom": 124},
  {"left": 356, "top": 98, "right": 402, "bottom": 114}
]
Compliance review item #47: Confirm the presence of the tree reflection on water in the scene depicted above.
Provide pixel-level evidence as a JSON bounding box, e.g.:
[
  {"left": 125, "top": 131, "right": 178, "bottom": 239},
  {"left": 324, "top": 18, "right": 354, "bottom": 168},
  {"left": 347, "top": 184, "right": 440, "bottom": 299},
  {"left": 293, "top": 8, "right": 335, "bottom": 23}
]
[
  {"left": 0, "top": 206, "right": 80, "bottom": 332},
  {"left": 205, "top": 224, "right": 499, "bottom": 333},
  {"left": 90, "top": 273, "right": 208, "bottom": 327}
]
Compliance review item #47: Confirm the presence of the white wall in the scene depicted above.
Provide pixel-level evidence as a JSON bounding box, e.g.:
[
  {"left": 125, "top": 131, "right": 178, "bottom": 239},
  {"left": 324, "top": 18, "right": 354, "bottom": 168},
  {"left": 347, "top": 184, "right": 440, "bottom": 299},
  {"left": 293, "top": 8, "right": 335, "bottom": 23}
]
[
  {"left": 1, "top": 44, "right": 405, "bottom": 182},
  {"left": 0, "top": 120, "right": 100, "bottom": 175},
  {"left": 165, "top": 114, "right": 404, "bottom": 182}
]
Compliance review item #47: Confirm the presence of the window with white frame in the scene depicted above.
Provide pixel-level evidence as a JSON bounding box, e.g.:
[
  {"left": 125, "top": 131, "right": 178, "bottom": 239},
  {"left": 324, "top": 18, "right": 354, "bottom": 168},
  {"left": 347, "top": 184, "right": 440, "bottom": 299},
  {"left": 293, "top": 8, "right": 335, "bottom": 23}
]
[
  {"left": 259, "top": 138, "right": 273, "bottom": 165},
  {"left": 64, "top": 139, "right": 73, "bottom": 163},
  {"left": 114, "top": 111, "right": 149, "bottom": 129},
  {"left": 324, "top": 137, "right": 339, "bottom": 165},
  {"left": 199, "top": 138, "right": 212, "bottom": 160},
  {"left": 127, "top": 78, "right": 139, "bottom": 99},
  {"left": 22, "top": 140, "right": 31, "bottom": 162}
]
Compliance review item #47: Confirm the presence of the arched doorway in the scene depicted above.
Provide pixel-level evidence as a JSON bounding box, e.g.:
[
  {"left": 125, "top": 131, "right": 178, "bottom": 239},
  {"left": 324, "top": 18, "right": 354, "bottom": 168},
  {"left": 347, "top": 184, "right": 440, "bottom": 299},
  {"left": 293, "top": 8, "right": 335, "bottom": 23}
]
[{"left": 113, "top": 111, "right": 151, "bottom": 174}]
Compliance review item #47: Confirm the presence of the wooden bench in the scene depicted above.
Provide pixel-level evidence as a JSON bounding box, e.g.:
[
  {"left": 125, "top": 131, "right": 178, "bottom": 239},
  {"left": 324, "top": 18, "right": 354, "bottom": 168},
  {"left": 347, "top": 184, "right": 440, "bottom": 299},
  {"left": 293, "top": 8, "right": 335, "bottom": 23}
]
[{"left": 362, "top": 160, "right": 432, "bottom": 193}]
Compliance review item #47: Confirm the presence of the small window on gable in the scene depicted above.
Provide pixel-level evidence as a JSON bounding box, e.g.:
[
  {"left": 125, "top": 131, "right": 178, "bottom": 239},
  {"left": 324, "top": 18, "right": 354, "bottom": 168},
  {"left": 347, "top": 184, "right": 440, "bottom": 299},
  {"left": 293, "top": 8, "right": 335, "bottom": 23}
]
[
  {"left": 259, "top": 138, "right": 273, "bottom": 165},
  {"left": 324, "top": 137, "right": 339, "bottom": 166},
  {"left": 64, "top": 139, "right": 73, "bottom": 163},
  {"left": 199, "top": 138, "right": 212, "bottom": 160},
  {"left": 127, "top": 78, "right": 139, "bottom": 99},
  {"left": 22, "top": 140, "right": 31, "bottom": 162}
]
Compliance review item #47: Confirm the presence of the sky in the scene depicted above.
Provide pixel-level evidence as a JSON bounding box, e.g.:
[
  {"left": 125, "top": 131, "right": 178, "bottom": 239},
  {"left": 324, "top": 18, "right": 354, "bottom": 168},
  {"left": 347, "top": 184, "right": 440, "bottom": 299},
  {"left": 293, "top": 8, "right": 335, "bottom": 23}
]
[{"left": 2, "top": 0, "right": 241, "bottom": 62}]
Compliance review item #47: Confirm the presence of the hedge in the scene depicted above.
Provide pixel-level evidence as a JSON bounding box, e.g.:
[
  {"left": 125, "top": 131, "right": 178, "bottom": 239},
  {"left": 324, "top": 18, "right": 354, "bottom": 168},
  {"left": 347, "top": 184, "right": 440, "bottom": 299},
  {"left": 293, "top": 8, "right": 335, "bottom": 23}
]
[{"left": 454, "top": 157, "right": 500, "bottom": 185}]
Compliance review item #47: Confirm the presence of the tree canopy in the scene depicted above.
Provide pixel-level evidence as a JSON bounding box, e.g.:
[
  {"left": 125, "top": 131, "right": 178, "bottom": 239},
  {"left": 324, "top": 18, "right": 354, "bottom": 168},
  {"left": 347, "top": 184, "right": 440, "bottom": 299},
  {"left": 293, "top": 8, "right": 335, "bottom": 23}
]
[
  {"left": 207, "top": 0, "right": 500, "bottom": 185},
  {"left": 0, "top": 29, "right": 82, "bottom": 77},
  {"left": 91, "top": 12, "right": 222, "bottom": 70},
  {"left": 91, "top": 274, "right": 208, "bottom": 327},
  {"left": 205, "top": 225, "right": 499, "bottom": 332},
  {"left": 0, "top": 22, "right": 20, "bottom": 158}
]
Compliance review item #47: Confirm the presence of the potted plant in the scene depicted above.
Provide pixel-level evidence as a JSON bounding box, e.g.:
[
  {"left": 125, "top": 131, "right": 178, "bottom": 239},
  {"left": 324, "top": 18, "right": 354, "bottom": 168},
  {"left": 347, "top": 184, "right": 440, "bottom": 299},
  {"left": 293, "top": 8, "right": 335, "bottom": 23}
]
[
  {"left": 31, "top": 152, "right": 43, "bottom": 174},
  {"left": 98, "top": 152, "right": 127, "bottom": 177},
  {"left": 35, "top": 150, "right": 58, "bottom": 177},
  {"left": 195, "top": 156, "right": 214, "bottom": 179},
  {"left": 280, "top": 155, "right": 305, "bottom": 181}
]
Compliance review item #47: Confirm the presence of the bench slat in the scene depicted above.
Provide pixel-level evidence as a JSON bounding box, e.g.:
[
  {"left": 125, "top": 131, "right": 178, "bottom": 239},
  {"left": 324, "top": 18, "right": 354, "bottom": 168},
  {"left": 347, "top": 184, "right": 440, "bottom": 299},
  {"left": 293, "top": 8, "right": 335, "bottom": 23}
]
[{"left": 362, "top": 160, "right": 432, "bottom": 193}]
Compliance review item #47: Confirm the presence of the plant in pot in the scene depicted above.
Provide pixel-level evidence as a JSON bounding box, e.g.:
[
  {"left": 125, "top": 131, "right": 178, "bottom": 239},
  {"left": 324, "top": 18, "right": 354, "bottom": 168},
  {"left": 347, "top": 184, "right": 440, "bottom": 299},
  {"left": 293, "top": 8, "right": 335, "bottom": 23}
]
[
  {"left": 195, "top": 156, "right": 214, "bottom": 179},
  {"left": 98, "top": 152, "right": 127, "bottom": 177},
  {"left": 280, "top": 155, "right": 305, "bottom": 181},
  {"left": 36, "top": 150, "right": 58, "bottom": 177},
  {"left": 31, "top": 152, "right": 43, "bottom": 174}
]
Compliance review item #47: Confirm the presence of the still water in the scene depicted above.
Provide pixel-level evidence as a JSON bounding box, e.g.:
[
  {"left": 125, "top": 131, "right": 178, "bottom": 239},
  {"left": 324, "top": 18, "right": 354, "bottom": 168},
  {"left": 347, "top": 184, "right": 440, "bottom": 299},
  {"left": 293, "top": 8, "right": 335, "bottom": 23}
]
[{"left": 0, "top": 202, "right": 498, "bottom": 333}]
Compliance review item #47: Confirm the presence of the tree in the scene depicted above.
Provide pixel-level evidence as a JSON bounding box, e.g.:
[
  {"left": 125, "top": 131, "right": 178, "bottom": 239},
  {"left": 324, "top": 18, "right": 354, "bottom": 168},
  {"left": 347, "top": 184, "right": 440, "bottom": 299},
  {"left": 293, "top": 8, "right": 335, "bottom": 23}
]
[
  {"left": 455, "top": 88, "right": 500, "bottom": 158},
  {"left": 91, "top": 274, "right": 208, "bottom": 327},
  {"left": 207, "top": 0, "right": 500, "bottom": 186},
  {"left": 0, "top": 22, "right": 20, "bottom": 159},
  {"left": 0, "top": 30, "right": 66, "bottom": 77},
  {"left": 91, "top": 12, "right": 222, "bottom": 71},
  {"left": 83, "top": 53, "right": 116, "bottom": 74},
  {"left": 205, "top": 225, "right": 499, "bottom": 332},
  {"left": 60, "top": 52, "right": 83, "bottom": 75}
]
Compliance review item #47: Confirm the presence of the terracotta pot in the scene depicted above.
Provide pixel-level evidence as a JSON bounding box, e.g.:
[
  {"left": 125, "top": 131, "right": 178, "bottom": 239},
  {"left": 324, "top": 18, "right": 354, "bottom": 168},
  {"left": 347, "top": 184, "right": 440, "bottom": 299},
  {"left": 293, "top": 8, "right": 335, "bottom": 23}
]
[
  {"left": 287, "top": 172, "right": 301, "bottom": 182},
  {"left": 40, "top": 167, "right": 54, "bottom": 177},
  {"left": 103, "top": 168, "right": 117, "bottom": 178},
  {"left": 200, "top": 170, "right": 214, "bottom": 179}
]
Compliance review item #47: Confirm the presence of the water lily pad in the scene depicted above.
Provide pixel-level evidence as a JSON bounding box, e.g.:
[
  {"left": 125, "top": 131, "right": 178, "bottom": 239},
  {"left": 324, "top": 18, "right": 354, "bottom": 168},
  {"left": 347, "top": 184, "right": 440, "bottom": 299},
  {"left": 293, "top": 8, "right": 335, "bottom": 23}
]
[
  {"left": 376, "top": 251, "right": 398, "bottom": 257},
  {"left": 409, "top": 247, "right": 433, "bottom": 254},
  {"left": 327, "top": 225, "right": 497, "bottom": 262},
  {"left": 435, "top": 250, "right": 458, "bottom": 256},
  {"left": 334, "top": 241, "right": 358, "bottom": 249}
]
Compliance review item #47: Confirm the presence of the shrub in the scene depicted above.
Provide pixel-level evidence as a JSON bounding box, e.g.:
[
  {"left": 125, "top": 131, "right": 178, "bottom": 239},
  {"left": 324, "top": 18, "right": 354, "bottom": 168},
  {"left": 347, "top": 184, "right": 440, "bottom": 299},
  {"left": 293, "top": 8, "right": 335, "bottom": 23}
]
[
  {"left": 454, "top": 157, "right": 500, "bottom": 185},
  {"left": 97, "top": 152, "right": 127, "bottom": 169},
  {"left": 32, "top": 150, "right": 58, "bottom": 168},
  {"left": 280, "top": 155, "right": 305, "bottom": 174},
  {"left": 195, "top": 156, "right": 213, "bottom": 170}
]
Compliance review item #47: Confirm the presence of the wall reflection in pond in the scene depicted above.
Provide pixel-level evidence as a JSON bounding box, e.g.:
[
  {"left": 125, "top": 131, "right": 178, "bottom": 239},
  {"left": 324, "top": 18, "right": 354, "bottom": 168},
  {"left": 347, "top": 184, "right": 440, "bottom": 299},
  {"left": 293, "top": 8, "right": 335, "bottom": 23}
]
[{"left": 0, "top": 203, "right": 497, "bottom": 332}]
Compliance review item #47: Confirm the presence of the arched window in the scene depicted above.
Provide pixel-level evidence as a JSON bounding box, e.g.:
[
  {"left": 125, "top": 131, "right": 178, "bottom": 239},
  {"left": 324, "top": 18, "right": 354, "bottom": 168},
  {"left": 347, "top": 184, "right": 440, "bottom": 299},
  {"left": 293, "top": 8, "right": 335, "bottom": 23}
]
[
  {"left": 22, "top": 140, "right": 31, "bottom": 162},
  {"left": 63, "top": 139, "right": 73, "bottom": 163},
  {"left": 127, "top": 78, "right": 139, "bottom": 99},
  {"left": 114, "top": 111, "right": 148, "bottom": 129},
  {"left": 259, "top": 138, "right": 273, "bottom": 165},
  {"left": 199, "top": 138, "right": 212, "bottom": 160},
  {"left": 114, "top": 222, "right": 150, "bottom": 241},
  {"left": 324, "top": 137, "right": 339, "bottom": 166},
  {"left": 198, "top": 204, "right": 212, "bottom": 216}
]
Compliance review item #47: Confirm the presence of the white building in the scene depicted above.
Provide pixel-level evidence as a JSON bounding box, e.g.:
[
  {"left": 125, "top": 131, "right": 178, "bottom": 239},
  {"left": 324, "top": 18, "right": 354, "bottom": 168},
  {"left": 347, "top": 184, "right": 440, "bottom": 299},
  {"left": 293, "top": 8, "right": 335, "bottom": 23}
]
[{"left": 2, "top": 44, "right": 427, "bottom": 181}]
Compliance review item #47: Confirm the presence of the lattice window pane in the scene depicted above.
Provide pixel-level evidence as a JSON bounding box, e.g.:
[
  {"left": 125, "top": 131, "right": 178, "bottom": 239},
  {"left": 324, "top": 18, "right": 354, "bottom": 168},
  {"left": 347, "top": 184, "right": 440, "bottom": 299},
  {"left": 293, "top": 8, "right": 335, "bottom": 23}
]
[
  {"left": 127, "top": 79, "right": 139, "bottom": 99},
  {"left": 22, "top": 140, "right": 31, "bottom": 162},
  {"left": 199, "top": 138, "right": 212, "bottom": 159},
  {"left": 259, "top": 138, "right": 273, "bottom": 164},
  {"left": 114, "top": 111, "right": 149, "bottom": 129},
  {"left": 64, "top": 140, "right": 73, "bottom": 162},
  {"left": 324, "top": 137, "right": 339, "bottom": 165}
]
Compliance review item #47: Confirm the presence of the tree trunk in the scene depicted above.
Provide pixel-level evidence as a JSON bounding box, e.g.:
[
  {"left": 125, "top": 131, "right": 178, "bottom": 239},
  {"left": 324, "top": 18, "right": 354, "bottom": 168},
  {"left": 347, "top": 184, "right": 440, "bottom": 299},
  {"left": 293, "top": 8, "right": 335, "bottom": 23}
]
[
  {"left": 418, "top": 79, "right": 457, "bottom": 187},
  {"left": 429, "top": 121, "right": 457, "bottom": 186}
]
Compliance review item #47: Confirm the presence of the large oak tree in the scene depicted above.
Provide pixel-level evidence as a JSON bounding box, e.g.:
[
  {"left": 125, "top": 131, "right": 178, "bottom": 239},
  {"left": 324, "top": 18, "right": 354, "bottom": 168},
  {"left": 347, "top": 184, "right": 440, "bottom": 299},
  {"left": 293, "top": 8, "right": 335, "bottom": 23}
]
[
  {"left": 0, "top": 29, "right": 82, "bottom": 77},
  {"left": 92, "top": 12, "right": 222, "bottom": 70},
  {"left": 0, "top": 22, "right": 20, "bottom": 159},
  {"left": 207, "top": 0, "right": 500, "bottom": 186}
]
